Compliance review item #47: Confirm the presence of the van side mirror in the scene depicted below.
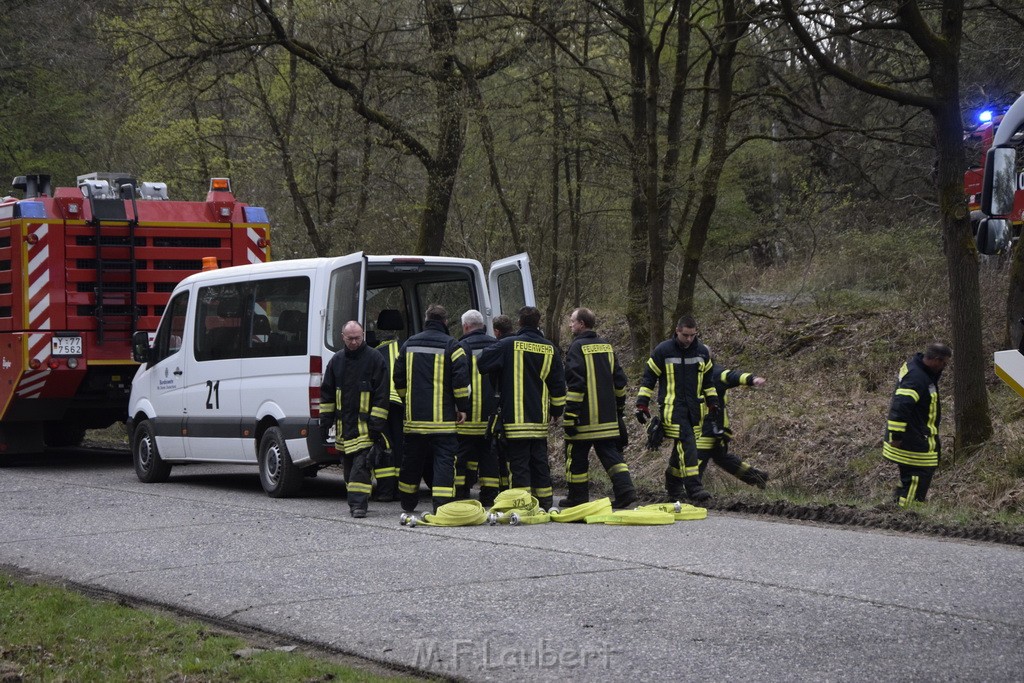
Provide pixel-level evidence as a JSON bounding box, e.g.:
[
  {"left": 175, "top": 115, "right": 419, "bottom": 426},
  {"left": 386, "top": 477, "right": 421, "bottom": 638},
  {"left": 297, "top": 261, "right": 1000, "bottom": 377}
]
[
  {"left": 132, "top": 330, "right": 151, "bottom": 364},
  {"left": 982, "top": 147, "right": 1017, "bottom": 217},
  {"left": 976, "top": 217, "right": 1012, "bottom": 255}
]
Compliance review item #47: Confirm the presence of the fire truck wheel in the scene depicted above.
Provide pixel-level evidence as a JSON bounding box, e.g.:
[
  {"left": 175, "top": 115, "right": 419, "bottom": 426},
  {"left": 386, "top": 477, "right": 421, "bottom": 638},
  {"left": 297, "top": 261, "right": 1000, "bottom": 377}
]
[
  {"left": 258, "top": 426, "right": 303, "bottom": 498},
  {"left": 132, "top": 420, "right": 171, "bottom": 483}
]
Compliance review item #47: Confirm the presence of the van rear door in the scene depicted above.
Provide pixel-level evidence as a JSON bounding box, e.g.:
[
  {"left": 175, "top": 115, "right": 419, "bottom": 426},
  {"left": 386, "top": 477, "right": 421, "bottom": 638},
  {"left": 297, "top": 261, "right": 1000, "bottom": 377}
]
[{"left": 487, "top": 253, "right": 535, "bottom": 316}]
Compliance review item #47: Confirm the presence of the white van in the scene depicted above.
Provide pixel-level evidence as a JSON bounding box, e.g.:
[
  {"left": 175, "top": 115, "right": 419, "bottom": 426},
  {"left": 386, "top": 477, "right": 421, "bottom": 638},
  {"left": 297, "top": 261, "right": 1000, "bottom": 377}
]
[{"left": 127, "top": 252, "right": 534, "bottom": 497}]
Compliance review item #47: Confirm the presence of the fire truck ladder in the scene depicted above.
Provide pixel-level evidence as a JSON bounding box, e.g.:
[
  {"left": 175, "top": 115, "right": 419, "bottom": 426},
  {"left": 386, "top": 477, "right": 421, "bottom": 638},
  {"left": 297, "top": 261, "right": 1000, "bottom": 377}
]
[{"left": 84, "top": 181, "right": 140, "bottom": 345}]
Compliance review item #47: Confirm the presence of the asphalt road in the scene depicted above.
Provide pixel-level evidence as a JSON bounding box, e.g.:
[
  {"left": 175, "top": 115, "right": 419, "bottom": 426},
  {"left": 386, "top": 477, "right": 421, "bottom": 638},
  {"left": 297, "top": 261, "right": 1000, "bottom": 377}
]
[{"left": 1, "top": 450, "right": 1022, "bottom": 682}]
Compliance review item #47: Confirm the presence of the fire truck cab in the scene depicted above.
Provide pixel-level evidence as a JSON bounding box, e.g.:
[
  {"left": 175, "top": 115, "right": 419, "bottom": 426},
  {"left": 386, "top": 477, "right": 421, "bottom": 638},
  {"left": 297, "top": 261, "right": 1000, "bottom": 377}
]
[{"left": 0, "top": 172, "right": 270, "bottom": 452}]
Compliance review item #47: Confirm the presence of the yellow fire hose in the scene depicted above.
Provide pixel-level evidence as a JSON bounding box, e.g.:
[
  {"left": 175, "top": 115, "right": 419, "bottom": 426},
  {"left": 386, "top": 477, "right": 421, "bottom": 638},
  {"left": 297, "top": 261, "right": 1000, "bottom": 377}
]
[
  {"left": 486, "top": 488, "right": 551, "bottom": 525},
  {"left": 634, "top": 502, "right": 708, "bottom": 521},
  {"left": 400, "top": 500, "right": 489, "bottom": 527},
  {"left": 584, "top": 509, "right": 677, "bottom": 525},
  {"left": 549, "top": 498, "right": 613, "bottom": 522}
]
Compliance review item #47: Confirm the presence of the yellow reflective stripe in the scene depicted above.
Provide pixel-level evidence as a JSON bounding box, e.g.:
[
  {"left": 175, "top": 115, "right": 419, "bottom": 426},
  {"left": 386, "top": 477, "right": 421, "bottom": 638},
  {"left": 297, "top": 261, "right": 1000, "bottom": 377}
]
[
  {"left": 433, "top": 486, "right": 456, "bottom": 498},
  {"left": 466, "top": 461, "right": 479, "bottom": 471},
  {"left": 399, "top": 481, "right": 419, "bottom": 494},
  {"left": 614, "top": 387, "right": 626, "bottom": 398},
  {"left": 550, "top": 394, "right": 566, "bottom": 407},
  {"left": 895, "top": 387, "right": 919, "bottom": 401},
  {"left": 586, "top": 351, "right": 598, "bottom": 424},
  {"left": 454, "top": 475, "right": 466, "bottom": 485},
  {"left": 342, "top": 435, "right": 373, "bottom": 453},
  {"left": 684, "top": 465, "right": 700, "bottom": 477},
  {"left": 887, "top": 420, "right": 907, "bottom": 431},
  {"left": 513, "top": 345, "right": 524, "bottom": 425},
  {"left": 434, "top": 353, "right": 444, "bottom": 422},
  {"left": 540, "top": 350, "right": 553, "bottom": 409},
  {"left": 451, "top": 347, "right": 466, "bottom": 361},
  {"left": 668, "top": 466, "right": 684, "bottom": 477},
  {"left": 347, "top": 482, "right": 373, "bottom": 494},
  {"left": 479, "top": 477, "right": 500, "bottom": 487},
  {"left": 456, "top": 424, "right": 488, "bottom": 436},
  {"left": 470, "top": 355, "right": 482, "bottom": 420},
  {"left": 664, "top": 363, "right": 676, "bottom": 423},
  {"left": 566, "top": 391, "right": 585, "bottom": 402},
  {"left": 646, "top": 357, "right": 662, "bottom": 376},
  {"left": 373, "top": 467, "right": 398, "bottom": 477},
  {"left": 608, "top": 463, "right": 628, "bottom": 475},
  {"left": 882, "top": 443, "right": 938, "bottom": 467},
  {"left": 532, "top": 487, "right": 553, "bottom": 498},
  {"left": 739, "top": 372, "right": 752, "bottom": 384},
  {"left": 927, "top": 391, "right": 939, "bottom": 453},
  {"left": 320, "top": 401, "right": 336, "bottom": 412},
  {"left": 453, "top": 386, "right": 470, "bottom": 398},
  {"left": 638, "top": 387, "right": 653, "bottom": 399},
  {"left": 568, "top": 473, "right": 590, "bottom": 483},
  {"left": 370, "top": 406, "right": 389, "bottom": 419}
]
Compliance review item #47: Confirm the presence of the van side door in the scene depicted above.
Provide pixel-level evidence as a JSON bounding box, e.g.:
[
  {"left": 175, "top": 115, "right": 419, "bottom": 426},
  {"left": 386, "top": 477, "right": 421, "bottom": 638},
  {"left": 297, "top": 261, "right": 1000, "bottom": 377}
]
[
  {"left": 488, "top": 253, "right": 536, "bottom": 316},
  {"left": 147, "top": 290, "right": 191, "bottom": 460},
  {"left": 183, "top": 282, "right": 246, "bottom": 461}
]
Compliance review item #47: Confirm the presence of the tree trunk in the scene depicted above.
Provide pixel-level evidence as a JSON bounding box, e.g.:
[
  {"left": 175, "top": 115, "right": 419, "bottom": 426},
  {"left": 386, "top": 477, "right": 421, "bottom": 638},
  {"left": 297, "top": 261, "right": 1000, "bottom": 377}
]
[
  {"left": 624, "top": 0, "right": 651, "bottom": 353},
  {"left": 933, "top": 89, "right": 993, "bottom": 452}
]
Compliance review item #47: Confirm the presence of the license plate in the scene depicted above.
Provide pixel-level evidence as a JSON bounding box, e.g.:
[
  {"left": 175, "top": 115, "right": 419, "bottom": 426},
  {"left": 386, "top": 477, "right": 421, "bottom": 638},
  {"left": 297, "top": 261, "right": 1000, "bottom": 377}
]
[{"left": 51, "top": 336, "right": 82, "bottom": 356}]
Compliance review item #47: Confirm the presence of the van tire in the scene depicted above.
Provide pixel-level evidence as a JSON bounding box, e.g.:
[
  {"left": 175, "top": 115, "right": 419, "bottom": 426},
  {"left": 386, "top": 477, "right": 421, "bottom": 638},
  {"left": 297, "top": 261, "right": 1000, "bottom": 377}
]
[
  {"left": 133, "top": 420, "right": 171, "bottom": 483},
  {"left": 259, "top": 427, "right": 303, "bottom": 498}
]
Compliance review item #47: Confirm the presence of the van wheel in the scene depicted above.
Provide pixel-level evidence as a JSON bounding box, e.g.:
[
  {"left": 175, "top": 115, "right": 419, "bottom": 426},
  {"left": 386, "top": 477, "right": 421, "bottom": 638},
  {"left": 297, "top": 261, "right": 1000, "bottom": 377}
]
[
  {"left": 258, "top": 427, "right": 303, "bottom": 498},
  {"left": 133, "top": 420, "right": 171, "bottom": 483}
]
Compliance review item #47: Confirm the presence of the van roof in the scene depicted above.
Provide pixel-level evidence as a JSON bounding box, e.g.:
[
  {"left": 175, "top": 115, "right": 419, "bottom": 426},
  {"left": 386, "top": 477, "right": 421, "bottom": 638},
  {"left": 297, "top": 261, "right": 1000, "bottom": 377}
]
[{"left": 175, "top": 253, "right": 484, "bottom": 288}]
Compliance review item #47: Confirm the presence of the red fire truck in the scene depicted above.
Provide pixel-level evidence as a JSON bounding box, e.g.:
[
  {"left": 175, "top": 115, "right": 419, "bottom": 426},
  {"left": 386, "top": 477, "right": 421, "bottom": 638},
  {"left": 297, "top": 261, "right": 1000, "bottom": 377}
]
[
  {"left": 965, "top": 105, "right": 1024, "bottom": 228},
  {"left": 0, "top": 172, "right": 270, "bottom": 452}
]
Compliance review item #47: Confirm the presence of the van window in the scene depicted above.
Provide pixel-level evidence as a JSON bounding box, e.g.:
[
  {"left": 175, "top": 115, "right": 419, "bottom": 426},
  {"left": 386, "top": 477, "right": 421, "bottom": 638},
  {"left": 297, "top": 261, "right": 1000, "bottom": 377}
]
[
  {"left": 153, "top": 291, "right": 189, "bottom": 364},
  {"left": 365, "top": 285, "right": 407, "bottom": 347},
  {"left": 495, "top": 270, "right": 526, "bottom": 316},
  {"left": 326, "top": 262, "right": 362, "bottom": 351},
  {"left": 195, "top": 284, "right": 245, "bottom": 361},
  {"left": 249, "top": 277, "right": 310, "bottom": 357},
  {"left": 416, "top": 279, "right": 473, "bottom": 338}
]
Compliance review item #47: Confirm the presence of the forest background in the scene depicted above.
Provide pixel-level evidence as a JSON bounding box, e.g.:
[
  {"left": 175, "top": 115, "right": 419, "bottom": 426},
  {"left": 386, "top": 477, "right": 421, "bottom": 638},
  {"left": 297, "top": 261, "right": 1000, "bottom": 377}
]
[{"left": 3, "top": 0, "right": 1024, "bottom": 531}]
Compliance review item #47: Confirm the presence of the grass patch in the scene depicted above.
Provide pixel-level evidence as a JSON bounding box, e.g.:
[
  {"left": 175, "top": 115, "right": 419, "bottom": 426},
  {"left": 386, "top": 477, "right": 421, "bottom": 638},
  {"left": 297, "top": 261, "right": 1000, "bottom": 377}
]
[{"left": 0, "top": 572, "right": 417, "bottom": 682}]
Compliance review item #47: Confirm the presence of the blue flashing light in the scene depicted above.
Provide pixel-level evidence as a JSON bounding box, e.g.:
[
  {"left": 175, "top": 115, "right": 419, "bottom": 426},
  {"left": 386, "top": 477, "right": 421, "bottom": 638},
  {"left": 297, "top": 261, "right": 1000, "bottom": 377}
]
[
  {"left": 243, "top": 206, "right": 269, "bottom": 224},
  {"left": 979, "top": 110, "right": 994, "bottom": 123},
  {"left": 14, "top": 201, "right": 46, "bottom": 219}
]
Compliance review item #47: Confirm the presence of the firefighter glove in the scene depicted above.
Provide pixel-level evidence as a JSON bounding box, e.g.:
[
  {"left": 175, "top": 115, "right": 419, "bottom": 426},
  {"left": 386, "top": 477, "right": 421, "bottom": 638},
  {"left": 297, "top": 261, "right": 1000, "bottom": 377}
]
[{"left": 635, "top": 404, "right": 651, "bottom": 425}]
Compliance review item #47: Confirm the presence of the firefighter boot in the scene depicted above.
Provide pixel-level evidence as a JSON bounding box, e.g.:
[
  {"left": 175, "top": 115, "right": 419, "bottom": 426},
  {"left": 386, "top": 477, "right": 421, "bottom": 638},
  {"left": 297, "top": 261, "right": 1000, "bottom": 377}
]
[
  {"left": 558, "top": 483, "right": 589, "bottom": 509},
  {"left": 479, "top": 486, "right": 499, "bottom": 509},
  {"left": 665, "top": 469, "right": 686, "bottom": 502},
  {"left": 610, "top": 471, "right": 637, "bottom": 509},
  {"left": 685, "top": 478, "right": 712, "bottom": 504},
  {"left": 739, "top": 467, "right": 770, "bottom": 490}
]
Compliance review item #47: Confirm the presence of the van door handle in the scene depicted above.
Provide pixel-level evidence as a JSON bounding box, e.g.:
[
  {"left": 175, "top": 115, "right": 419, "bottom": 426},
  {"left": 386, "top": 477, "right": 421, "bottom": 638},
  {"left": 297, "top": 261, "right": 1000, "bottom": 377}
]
[{"left": 173, "top": 368, "right": 183, "bottom": 376}]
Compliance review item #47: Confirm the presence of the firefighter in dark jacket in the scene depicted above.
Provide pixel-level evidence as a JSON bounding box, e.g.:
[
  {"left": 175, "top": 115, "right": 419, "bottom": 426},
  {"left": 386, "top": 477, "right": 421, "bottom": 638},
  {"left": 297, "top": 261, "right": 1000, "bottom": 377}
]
[
  {"left": 696, "top": 359, "right": 770, "bottom": 489},
  {"left": 374, "top": 334, "right": 402, "bottom": 501},
  {"left": 883, "top": 342, "right": 951, "bottom": 508},
  {"left": 393, "top": 304, "right": 471, "bottom": 513},
  {"left": 561, "top": 307, "right": 636, "bottom": 509},
  {"left": 478, "top": 306, "right": 566, "bottom": 510},
  {"left": 636, "top": 315, "right": 718, "bottom": 503},
  {"left": 455, "top": 309, "right": 500, "bottom": 506},
  {"left": 319, "top": 321, "right": 390, "bottom": 518}
]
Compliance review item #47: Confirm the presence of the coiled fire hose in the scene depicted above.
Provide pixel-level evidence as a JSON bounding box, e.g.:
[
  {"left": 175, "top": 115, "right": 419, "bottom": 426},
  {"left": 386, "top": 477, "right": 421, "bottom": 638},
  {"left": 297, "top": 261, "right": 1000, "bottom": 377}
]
[
  {"left": 549, "top": 497, "right": 613, "bottom": 523},
  {"left": 399, "top": 500, "right": 489, "bottom": 527},
  {"left": 634, "top": 502, "right": 708, "bottom": 521},
  {"left": 486, "top": 488, "right": 551, "bottom": 525}
]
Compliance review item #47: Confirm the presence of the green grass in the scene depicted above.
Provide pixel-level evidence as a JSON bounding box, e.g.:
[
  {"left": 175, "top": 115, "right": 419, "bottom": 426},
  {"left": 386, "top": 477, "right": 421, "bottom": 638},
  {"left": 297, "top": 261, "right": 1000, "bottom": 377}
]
[{"left": 0, "top": 573, "right": 417, "bottom": 682}]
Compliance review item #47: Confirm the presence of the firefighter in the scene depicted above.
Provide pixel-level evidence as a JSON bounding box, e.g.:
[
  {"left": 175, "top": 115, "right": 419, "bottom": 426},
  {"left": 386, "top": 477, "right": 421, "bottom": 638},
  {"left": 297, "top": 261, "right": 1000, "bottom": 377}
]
[
  {"left": 478, "top": 306, "right": 566, "bottom": 510},
  {"left": 454, "top": 309, "right": 500, "bottom": 506},
  {"left": 319, "top": 321, "right": 390, "bottom": 518},
  {"left": 883, "top": 342, "right": 951, "bottom": 508},
  {"left": 393, "top": 304, "right": 471, "bottom": 513},
  {"left": 636, "top": 315, "right": 718, "bottom": 503},
  {"left": 696, "top": 358, "right": 770, "bottom": 490},
  {"left": 374, "top": 328, "right": 403, "bottom": 502},
  {"left": 561, "top": 307, "right": 636, "bottom": 509},
  {"left": 489, "top": 315, "right": 515, "bottom": 490}
]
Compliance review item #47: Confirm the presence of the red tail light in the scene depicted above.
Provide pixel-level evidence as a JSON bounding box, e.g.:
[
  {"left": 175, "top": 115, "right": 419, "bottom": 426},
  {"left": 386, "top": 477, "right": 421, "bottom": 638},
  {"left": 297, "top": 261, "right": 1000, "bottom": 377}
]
[{"left": 309, "top": 356, "right": 322, "bottom": 417}]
